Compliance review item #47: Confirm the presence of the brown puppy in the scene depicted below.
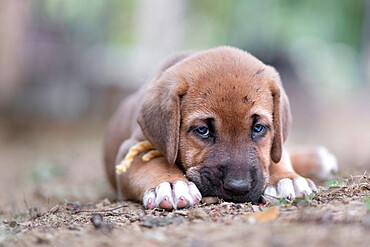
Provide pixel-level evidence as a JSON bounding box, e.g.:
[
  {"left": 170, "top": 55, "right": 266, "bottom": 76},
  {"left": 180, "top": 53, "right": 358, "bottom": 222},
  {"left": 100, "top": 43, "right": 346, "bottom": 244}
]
[{"left": 104, "top": 46, "right": 337, "bottom": 209}]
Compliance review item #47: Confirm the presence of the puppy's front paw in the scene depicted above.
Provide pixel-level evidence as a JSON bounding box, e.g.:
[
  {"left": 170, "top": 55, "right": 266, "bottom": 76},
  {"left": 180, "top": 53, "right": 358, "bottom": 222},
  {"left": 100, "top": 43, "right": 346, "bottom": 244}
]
[
  {"left": 143, "top": 181, "right": 202, "bottom": 209},
  {"left": 264, "top": 176, "right": 317, "bottom": 201}
]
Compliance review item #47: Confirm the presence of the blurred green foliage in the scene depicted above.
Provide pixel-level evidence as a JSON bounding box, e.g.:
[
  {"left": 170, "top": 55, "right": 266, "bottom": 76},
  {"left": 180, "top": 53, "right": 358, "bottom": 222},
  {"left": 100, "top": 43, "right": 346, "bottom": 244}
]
[
  {"left": 42, "top": 0, "right": 136, "bottom": 45},
  {"left": 30, "top": 0, "right": 367, "bottom": 89},
  {"left": 366, "top": 197, "right": 370, "bottom": 210},
  {"left": 188, "top": 0, "right": 365, "bottom": 52},
  {"left": 39, "top": 0, "right": 365, "bottom": 51}
]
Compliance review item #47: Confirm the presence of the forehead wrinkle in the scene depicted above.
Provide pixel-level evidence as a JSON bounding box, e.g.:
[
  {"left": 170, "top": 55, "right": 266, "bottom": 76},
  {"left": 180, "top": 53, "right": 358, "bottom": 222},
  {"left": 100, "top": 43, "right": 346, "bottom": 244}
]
[
  {"left": 183, "top": 109, "right": 216, "bottom": 127},
  {"left": 249, "top": 107, "right": 273, "bottom": 123}
]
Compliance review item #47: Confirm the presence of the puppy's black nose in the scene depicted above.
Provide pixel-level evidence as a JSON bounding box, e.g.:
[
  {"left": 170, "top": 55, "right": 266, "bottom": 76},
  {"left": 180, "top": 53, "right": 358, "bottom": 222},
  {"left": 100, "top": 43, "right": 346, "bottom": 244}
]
[{"left": 223, "top": 178, "right": 251, "bottom": 195}]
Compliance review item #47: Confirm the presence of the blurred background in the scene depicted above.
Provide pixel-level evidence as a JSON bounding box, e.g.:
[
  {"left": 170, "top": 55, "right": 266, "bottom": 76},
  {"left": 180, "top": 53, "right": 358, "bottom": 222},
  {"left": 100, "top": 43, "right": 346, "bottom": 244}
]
[{"left": 0, "top": 0, "right": 369, "bottom": 214}]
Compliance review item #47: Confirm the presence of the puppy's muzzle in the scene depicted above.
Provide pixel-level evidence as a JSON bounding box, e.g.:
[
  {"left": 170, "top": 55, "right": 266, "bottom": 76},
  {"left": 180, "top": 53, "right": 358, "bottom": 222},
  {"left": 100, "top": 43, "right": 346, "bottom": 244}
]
[
  {"left": 223, "top": 175, "right": 252, "bottom": 196},
  {"left": 197, "top": 163, "right": 264, "bottom": 203},
  {"left": 222, "top": 164, "right": 260, "bottom": 195}
]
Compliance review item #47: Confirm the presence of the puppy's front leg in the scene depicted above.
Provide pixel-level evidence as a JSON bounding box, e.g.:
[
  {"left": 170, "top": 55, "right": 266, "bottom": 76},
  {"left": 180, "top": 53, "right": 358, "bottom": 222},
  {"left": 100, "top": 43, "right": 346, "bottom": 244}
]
[
  {"left": 264, "top": 150, "right": 317, "bottom": 201},
  {"left": 119, "top": 155, "right": 201, "bottom": 209}
]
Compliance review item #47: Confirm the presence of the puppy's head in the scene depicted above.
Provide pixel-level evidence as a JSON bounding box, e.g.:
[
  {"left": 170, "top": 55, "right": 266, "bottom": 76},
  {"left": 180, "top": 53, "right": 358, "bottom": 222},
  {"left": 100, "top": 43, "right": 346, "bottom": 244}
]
[{"left": 138, "top": 47, "right": 291, "bottom": 203}]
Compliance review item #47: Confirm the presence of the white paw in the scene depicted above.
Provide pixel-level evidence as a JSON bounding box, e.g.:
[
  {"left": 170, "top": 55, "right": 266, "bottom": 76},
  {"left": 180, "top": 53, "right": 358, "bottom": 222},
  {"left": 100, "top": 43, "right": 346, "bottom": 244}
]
[
  {"left": 143, "top": 181, "right": 202, "bottom": 209},
  {"left": 264, "top": 177, "right": 317, "bottom": 201},
  {"left": 316, "top": 146, "right": 338, "bottom": 180}
]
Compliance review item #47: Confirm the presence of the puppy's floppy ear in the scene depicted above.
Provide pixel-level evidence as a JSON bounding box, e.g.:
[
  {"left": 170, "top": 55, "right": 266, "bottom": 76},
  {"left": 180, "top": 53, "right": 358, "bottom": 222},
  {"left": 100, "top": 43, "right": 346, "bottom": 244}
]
[
  {"left": 137, "top": 53, "right": 192, "bottom": 165},
  {"left": 267, "top": 66, "right": 292, "bottom": 163}
]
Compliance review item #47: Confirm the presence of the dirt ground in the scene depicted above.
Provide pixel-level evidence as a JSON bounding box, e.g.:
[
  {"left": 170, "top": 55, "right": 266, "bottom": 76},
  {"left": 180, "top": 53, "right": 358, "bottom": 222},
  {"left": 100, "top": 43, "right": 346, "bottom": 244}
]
[{"left": 0, "top": 115, "right": 369, "bottom": 247}]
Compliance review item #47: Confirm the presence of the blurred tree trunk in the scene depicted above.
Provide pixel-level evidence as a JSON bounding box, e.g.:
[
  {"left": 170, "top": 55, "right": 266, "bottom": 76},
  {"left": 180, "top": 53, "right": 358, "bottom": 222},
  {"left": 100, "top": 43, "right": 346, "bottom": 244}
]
[
  {"left": 129, "top": 0, "right": 186, "bottom": 81},
  {"left": 0, "top": 0, "right": 29, "bottom": 106}
]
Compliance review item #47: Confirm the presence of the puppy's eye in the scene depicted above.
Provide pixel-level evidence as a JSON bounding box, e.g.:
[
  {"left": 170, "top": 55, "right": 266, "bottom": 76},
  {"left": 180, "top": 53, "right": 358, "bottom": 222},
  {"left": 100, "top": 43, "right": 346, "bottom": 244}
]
[
  {"left": 251, "top": 124, "right": 267, "bottom": 141},
  {"left": 253, "top": 124, "right": 265, "bottom": 133},
  {"left": 194, "top": 126, "right": 210, "bottom": 138}
]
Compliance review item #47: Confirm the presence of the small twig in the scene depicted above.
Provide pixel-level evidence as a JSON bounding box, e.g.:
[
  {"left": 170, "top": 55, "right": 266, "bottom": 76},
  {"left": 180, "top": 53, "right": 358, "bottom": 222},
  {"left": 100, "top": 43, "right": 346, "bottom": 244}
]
[
  {"left": 23, "top": 191, "right": 30, "bottom": 211},
  {"left": 77, "top": 205, "right": 128, "bottom": 213},
  {"left": 350, "top": 172, "right": 368, "bottom": 179}
]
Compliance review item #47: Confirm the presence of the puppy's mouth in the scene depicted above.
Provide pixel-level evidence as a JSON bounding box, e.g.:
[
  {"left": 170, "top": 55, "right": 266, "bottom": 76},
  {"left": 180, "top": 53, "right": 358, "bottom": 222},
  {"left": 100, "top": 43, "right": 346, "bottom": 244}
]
[{"left": 219, "top": 178, "right": 264, "bottom": 204}]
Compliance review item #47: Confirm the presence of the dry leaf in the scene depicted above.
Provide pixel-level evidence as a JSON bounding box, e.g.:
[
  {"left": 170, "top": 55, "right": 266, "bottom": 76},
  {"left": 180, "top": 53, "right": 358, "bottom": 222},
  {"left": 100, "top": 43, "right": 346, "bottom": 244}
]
[
  {"left": 201, "top": 197, "right": 220, "bottom": 205},
  {"left": 242, "top": 207, "right": 279, "bottom": 223}
]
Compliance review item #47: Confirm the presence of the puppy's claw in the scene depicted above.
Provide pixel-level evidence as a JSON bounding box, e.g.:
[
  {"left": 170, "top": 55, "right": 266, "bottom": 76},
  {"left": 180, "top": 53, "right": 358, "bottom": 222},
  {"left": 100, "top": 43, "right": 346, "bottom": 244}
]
[
  {"left": 143, "top": 189, "right": 156, "bottom": 209},
  {"left": 193, "top": 195, "right": 201, "bottom": 205},
  {"left": 264, "top": 186, "right": 277, "bottom": 199},
  {"left": 143, "top": 181, "right": 202, "bottom": 209},
  {"left": 158, "top": 196, "right": 173, "bottom": 209},
  {"left": 307, "top": 179, "right": 318, "bottom": 193},
  {"left": 293, "top": 177, "right": 312, "bottom": 198},
  {"left": 176, "top": 196, "right": 188, "bottom": 209},
  {"left": 277, "top": 178, "right": 295, "bottom": 200},
  {"left": 146, "top": 198, "right": 155, "bottom": 209},
  {"left": 173, "top": 181, "right": 194, "bottom": 209},
  {"left": 188, "top": 182, "right": 202, "bottom": 204},
  {"left": 154, "top": 182, "right": 174, "bottom": 208}
]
